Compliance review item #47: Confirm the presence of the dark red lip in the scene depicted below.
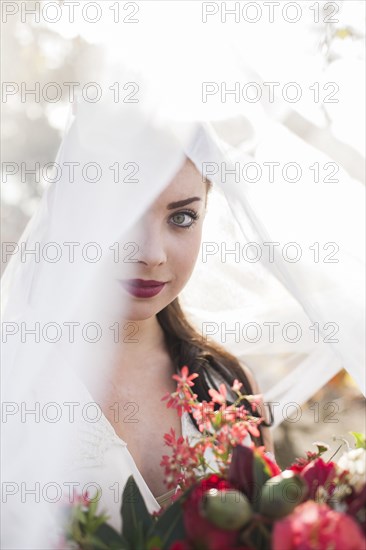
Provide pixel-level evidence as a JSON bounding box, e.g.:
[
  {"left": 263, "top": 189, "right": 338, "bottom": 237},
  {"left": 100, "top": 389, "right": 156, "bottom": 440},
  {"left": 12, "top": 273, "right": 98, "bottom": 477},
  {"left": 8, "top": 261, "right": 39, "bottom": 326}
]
[
  {"left": 119, "top": 279, "right": 167, "bottom": 298},
  {"left": 125, "top": 279, "right": 166, "bottom": 287}
]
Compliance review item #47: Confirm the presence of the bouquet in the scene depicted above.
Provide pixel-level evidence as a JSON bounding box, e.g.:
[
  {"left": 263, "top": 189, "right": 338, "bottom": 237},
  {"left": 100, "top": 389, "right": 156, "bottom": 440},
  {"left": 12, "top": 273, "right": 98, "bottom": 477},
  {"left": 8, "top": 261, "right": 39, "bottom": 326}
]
[{"left": 60, "top": 366, "right": 366, "bottom": 550}]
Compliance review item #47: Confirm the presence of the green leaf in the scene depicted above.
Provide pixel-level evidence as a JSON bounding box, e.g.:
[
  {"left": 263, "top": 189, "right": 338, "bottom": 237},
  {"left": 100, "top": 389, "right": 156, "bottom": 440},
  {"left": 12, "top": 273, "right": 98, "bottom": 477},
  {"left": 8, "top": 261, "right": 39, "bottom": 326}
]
[
  {"left": 313, "top": 442, "right": 330, "bottom": 456},
  {"left": 94, "top": 523, "right": 130, "bottom": 550},
  {"left": 121, "top": 476, "right": 154, "bottom": 546},
  {"left": 252, "top": 454, "right": 271, "bottom": 512},
  {"left": 243, "top": 523, "right": 271, "bottom": 550},
  {"left": 84, "top": 534, "right": 110, "bottom": 550},
  {"left": 89, "top": 515, "right": 111, "bottom": 533},
  {"left": 146, "top": 535, "right": 163, "bottom": 549},
  {"left": 212, "top": 410, "right": 222, "bottom": 429},
  {"left": 350, "top": 432, "right": 366, "bottom": 449},
  {"left": 151, "top": 496, "right": 186, "bottom": 549},
  {"left": 87, "top": 497, "right": 99, "bottom": 519},
  {"left": 75, "top": 507, "right": 87, "bottom": 525},
  {"left": 70, "top": 519, "right": 83, "bottom": 542}
]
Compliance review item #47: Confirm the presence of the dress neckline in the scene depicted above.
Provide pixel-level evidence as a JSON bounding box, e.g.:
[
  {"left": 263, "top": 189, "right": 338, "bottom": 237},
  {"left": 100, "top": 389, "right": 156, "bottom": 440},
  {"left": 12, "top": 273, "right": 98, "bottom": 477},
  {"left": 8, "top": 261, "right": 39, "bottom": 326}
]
[
  {"left": 74, "top": 371, "right": 184, "bottom": 507},
  {"left": 100, "top": 407, "right": 182, "bottom": 504}
]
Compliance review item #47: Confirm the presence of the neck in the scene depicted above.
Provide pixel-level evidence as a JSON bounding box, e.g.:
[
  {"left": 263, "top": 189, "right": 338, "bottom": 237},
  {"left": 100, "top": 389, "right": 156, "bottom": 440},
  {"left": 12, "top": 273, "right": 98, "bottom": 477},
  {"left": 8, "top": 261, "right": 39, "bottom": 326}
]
[
  {"left": 116, "top": 315, "right": 167, "bottom": 364},
  {"left": 79, "top": 314, "right": 174, "bottom": 403},
  {"left": 106, "top": 314, "right": 174, "bottom": 386}
]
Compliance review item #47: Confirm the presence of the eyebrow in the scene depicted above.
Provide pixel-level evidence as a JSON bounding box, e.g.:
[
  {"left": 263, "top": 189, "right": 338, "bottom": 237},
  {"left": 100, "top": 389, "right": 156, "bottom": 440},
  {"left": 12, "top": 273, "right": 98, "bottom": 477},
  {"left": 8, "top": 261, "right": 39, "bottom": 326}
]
[{"left": 167, "top": 197, "right": 202, "bottom": 209}]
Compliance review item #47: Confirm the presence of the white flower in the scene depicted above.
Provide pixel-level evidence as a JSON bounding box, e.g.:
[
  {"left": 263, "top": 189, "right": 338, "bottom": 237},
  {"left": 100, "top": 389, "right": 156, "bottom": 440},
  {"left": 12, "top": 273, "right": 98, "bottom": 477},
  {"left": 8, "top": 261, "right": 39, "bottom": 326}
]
[{"left": 338, "top": 448, "right": 366, "bottom": 492}]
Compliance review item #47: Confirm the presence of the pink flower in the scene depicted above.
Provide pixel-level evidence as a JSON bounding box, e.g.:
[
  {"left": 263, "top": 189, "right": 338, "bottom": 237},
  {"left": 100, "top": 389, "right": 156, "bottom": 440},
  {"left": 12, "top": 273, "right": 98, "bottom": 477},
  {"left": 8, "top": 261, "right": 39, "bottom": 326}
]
[
  {"left": 172, "top": 365, "right": 199, "bottom": 387},
  {"left": 208, "top": 383, "right": 227, "bottom": 405},
  {"left": 246, "top": 422, "right": 261, "bottom": 439},
  {"left": 273, "top": 501, "right": 366, "bottom": 550},
  {"left": 231, "top": 379, "right": 243, "bottom": 393},
  {"left": 161, "top": 366, "right": 199, "bottom": 417},
  {"left": 66, "top": 489, "right": 91, "bottom": 507},
  {"left": 160, "top": 428, "right": 204, "bottom": 490},
  {"left": 193, "top": 400, "right": 216, "bottom": 432},
  {"left": 244, "top": 393, "right": 264, "bottom": 413},
  {"left": 231, "top": 422, "right": 251, "bottom": 444},
  {"left": 161, "top": 389, "right": 197, "bottom": 417}
]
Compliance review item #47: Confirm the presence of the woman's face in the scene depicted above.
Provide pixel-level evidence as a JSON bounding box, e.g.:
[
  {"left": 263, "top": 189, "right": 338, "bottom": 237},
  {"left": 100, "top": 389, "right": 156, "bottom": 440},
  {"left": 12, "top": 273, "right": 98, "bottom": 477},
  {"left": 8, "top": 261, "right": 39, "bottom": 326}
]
[{"left": 118, "top": 158, "right": 207, "bottom": 321}]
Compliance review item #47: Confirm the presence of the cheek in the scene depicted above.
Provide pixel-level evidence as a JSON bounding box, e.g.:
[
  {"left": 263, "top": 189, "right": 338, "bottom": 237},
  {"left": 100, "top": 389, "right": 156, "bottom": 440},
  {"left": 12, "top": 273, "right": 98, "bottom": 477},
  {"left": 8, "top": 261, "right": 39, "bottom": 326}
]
[{"left": 168, "top": 229, "right": 203, "bottom": 287}]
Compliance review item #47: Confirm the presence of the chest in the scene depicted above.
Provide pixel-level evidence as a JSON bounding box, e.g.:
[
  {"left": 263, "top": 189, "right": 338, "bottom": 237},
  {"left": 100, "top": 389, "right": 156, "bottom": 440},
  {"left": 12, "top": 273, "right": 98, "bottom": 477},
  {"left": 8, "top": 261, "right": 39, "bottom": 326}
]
[
  {"left": 128, "top": 413, "right": 182, "bottom": 498},
  {"left": 103, "top": 389, "right": 183, "bottom": 498}
]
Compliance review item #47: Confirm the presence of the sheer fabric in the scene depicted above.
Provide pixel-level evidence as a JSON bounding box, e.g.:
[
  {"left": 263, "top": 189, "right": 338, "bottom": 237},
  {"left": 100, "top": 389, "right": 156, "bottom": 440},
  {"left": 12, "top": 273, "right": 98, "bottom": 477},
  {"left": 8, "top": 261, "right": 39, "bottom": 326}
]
[{"left": 2, "top": 9, "right": 365, "bottom": 544}]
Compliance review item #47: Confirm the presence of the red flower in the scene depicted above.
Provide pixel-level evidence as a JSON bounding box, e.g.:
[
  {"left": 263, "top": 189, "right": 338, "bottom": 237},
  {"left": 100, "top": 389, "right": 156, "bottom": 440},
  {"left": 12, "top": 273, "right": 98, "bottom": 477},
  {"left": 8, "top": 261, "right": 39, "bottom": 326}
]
[
  {"left": 168, "top": 542, "right": 192, "bottom": 550},
  {"left": 299, "top": 458, "right": 338, "bottom": 501},
  {"left": 228, "top": 444, "right": 281, "bottom": 503},
  {"left": 273, "top": 501, "right": 366, "bottom": 550},
  {"left": 346, "top": 484, "right": 366, "bottom": 531},
  {"left": 289, "top": 461, "right": 308, "bottom": 475},
  {"left": 289, "top": 444, "right": 329, "bottom": 473},
  {"left": 182, "top": 474, "right": 241, "bottom": 550}
]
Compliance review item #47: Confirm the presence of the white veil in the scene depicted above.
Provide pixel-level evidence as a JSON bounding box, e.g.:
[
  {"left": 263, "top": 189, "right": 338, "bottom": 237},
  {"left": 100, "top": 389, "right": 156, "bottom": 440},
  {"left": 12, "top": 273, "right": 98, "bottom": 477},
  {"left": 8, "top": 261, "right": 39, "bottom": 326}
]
[
  {"left": 1, "top": 2, "right": 365, "bottom": 547},
  {"left": 182, "top": 118, "right": 365, "bottom": 410},
  {"left": 2, "top": 95, "right": 364, "bottom": 550}
]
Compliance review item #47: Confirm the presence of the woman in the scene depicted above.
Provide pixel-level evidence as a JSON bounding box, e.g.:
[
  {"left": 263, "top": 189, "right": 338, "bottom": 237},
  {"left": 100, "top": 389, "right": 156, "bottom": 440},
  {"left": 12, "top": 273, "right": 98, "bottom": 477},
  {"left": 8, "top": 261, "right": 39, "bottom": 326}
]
[{"left": 75, "top": 154, "right": 274, "bottom": 510}]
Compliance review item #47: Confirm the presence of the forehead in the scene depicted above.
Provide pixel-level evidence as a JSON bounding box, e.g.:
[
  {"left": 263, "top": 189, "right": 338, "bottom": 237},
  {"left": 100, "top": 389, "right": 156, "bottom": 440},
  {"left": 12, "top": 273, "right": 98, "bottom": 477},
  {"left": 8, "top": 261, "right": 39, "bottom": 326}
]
[{"left": 158, "top": 157, "right": 205, "bottom": 201}]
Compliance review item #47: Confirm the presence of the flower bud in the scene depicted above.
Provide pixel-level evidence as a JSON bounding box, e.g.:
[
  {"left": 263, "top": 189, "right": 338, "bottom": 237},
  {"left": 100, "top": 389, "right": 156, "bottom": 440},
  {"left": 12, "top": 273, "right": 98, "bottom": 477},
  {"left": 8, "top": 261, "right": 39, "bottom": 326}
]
[
  {"left": 200, "top": 488, "right": 253, "bottom": 530},
  {"left": 259, "top": 471, "right": 307, "bottom": 519}
]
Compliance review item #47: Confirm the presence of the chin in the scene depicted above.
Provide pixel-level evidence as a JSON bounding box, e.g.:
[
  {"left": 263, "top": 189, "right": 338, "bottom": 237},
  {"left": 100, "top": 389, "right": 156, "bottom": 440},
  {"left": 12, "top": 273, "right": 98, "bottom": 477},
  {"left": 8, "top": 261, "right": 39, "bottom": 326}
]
[
  {"left": 120, "top": 287, "right": 180, "bottom": 322},
  {"left": 121, "top": 302, "right": 164, "bottom": 322},
  {"left": 123, "top": 310, "right": 155, "bottom": 322}
]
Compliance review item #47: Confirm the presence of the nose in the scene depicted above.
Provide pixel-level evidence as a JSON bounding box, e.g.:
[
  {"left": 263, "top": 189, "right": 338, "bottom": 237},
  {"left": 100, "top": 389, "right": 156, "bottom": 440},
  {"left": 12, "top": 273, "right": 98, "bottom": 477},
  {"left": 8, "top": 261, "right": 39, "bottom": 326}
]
[{"left": 125, "top": 220, "right": 167, "bottom": 268}]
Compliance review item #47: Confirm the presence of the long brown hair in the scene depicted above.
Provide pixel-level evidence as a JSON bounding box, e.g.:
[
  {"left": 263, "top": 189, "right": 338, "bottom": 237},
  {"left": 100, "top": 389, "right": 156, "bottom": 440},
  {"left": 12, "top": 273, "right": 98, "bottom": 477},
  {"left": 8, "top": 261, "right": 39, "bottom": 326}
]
[
  {"left": 157, "top": 167, "right": 272, "bottom": 445},
  {"left": 157, "top": 298, "right": 272, "bottom": 447}
]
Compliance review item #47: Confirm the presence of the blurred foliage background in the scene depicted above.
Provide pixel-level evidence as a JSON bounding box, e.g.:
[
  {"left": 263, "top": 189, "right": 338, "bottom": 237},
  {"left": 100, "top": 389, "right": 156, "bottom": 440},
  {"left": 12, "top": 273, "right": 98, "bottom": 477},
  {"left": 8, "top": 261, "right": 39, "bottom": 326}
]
[{"left": 2, "top": 9, "right": 104, "bottom": 254}]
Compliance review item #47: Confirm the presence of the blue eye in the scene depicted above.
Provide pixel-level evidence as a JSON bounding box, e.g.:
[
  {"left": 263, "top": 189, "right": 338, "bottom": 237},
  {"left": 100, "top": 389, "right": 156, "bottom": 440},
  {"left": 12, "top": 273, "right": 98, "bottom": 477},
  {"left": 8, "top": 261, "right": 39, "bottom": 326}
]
[{"left": 170, "top": 210, "right": 199, "bottom": 228}]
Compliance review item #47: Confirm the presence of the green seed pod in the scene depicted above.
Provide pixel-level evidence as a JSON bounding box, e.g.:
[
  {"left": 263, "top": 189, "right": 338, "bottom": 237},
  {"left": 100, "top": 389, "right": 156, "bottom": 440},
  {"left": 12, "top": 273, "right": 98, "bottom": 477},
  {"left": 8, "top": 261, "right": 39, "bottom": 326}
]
[
  {"left": 259, "top": 470, "right": 307, "bottom": 519},
  {"left": 200, "top": 488, "right": 253, "bottom": 531}
]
